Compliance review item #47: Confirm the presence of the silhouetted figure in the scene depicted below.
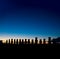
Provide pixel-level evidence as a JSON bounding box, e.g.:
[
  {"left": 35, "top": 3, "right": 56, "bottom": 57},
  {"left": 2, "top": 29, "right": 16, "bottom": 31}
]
[
  {"left": 0, "top": 40, "right": 2, "bottom": 45},
  {"left": 22, "top": 39, "right": 24, "bottom": 44},
  {"left": 25, "top": 39, "right": 27, "bottom": 44},
  {"left": 43, "top": 39, "right": 46, "bottom": 44},
  {"left": 16, "top": 39, "right": 18, "bottom": 44},
  {"left": 19, "top": 39, "right": 21, "bottom": 44},
  {"left": 35, "top": 37, "right": 38, "bottom": 44},
  {"left": 6, "top": 40, "right": 8, "bottom": 44},
  {"left": 14, "top": 39, "right": 15, "bottom": 44},
  {"left": 28, "top": 39, "right": 30, "bottom": 44},
  {"left": 39, "top": 39, "right": 42, "bottom": 44},
  {"left": 31, "top": 39, "right": 34, "bottom": 44},
  {"left": 9, "top": 39, "right": 10, "bottom": 44},
  {"left": 11, "top": 39, "right": 13, "bottom": 44},
  {"left": 48, "top": 37, "right": 51, "bottom": 44}
]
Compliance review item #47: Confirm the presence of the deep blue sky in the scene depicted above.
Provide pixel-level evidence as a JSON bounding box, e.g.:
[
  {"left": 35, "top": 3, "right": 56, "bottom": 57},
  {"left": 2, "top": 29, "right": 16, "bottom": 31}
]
[{"left": 0, "top": 0, "right": 60, "bottom": 39}]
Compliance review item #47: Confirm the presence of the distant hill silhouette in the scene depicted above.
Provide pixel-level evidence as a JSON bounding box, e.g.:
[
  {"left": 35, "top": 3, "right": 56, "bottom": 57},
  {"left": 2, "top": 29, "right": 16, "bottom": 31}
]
[{"left": 52, "top": 37, "right": 60, "bottom": 44}]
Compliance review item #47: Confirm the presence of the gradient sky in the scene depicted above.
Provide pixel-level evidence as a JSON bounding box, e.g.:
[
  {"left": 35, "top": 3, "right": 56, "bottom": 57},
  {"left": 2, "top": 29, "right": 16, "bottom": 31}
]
[{"left": 0, "top": 0, "right": 60, "bottom": 39}]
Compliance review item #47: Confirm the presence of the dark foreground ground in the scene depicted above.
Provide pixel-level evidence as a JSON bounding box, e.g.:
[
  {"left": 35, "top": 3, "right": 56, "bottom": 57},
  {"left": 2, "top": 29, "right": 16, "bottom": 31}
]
[
  {"left": 0, "top": 44, "right": 60, "bottom": 55},
  {"left": 0, "top": 44, "right": 60, "bottom": 48}
]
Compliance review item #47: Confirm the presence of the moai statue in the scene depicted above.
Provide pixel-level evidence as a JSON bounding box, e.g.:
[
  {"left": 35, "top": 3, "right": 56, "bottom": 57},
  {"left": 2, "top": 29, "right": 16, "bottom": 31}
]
[
  {"left": 35, "top": 37, "right": 38, "bottom": 44},
  {"left": 48, "top": 37, "right": 51, "bottom": 44}
]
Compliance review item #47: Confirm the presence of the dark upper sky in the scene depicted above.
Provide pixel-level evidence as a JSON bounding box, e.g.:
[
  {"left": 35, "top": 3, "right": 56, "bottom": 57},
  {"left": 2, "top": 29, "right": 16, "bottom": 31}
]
[{"left": 0, "top": 0, "right": 60, "bottom": 38}]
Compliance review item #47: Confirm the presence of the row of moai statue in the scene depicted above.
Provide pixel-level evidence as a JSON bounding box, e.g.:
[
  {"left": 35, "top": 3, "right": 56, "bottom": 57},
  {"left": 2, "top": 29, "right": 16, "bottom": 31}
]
[{"left": 3, "top": 37, "right": 52, "bottom": 44}]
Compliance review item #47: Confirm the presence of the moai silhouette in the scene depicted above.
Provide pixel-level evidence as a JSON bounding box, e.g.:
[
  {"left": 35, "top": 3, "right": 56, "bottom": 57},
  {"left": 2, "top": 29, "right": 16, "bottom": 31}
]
[
  {"left": 48, "top": 37, "right": 51, "bottom": 44},
  {"left": 14, "top": 39, "right": 15, "bottom": 44},
  {"left": 9, "top": 39, "right": 10, "bottom": 44},
  {"left": 0, "top": 40, "right": 2, "bottom": 45},
  {"left": 16, "top": 39, "right": 18, "bottom": 44},
  {"left": 39, "top": 39, "right": 42, "bottom": 44},
  {"left": 31, "top": 39, "right": 34, "bottom": 44},
  {"left": 25, "top": 39, "right": 27, "bottom": 44},
  {"left": 28, "top": 39, "right": 30, "bottom": 44},
  {"left": 35, "top": 37, "right": 38, "bottom": 44},
  {"left": 19, "top": 39, "right": 21, "bottom": 44},
  {"left": 6, "top": 40, "right": 8, "bottom": 44},
  {"left": 43, "top": 39, "right": 46, "bottom": 44},
  {"left": 22, "top": 39, "right": 24, "bottom": 44},
  {"left": 11, "top": 39, "right": 13, "bottom": 44}
]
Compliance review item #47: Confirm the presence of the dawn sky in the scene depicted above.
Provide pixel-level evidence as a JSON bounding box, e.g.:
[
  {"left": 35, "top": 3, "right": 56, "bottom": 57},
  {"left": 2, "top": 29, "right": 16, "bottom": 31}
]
[{"left": 0, "top": 0, "right": 60, "bottom": 39}]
